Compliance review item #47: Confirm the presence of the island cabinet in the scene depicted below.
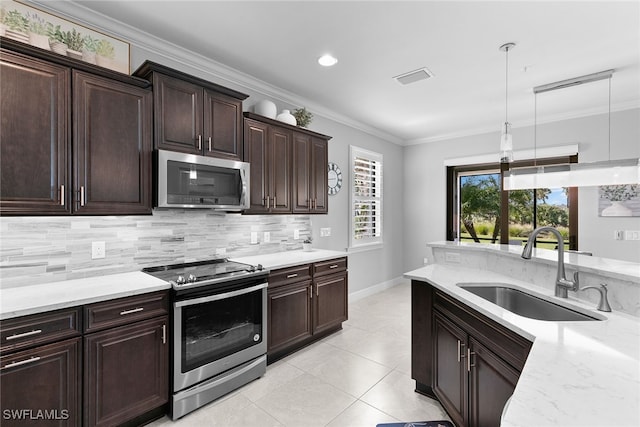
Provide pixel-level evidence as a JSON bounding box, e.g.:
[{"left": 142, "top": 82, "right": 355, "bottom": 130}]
[
  {"left": 267, "top": 257, "right": 348, "bottom": 362},
  {"left": 0, "top": 308, "right": 82, "bottom": 427},
  {"left": 133, "top": 61, "right": 248, "bottom": 161},
  {"left": 83, "top": 291, "right": 169, "bottom": 427},
  {"left": 0, "top": 38, "right": 153, "bottom": 216},
  {"left": 412, "top": 281, "right": 532, "bottom": 427},
  {"left": 243, "top": 112, "right": 331, "bottom": 215}
]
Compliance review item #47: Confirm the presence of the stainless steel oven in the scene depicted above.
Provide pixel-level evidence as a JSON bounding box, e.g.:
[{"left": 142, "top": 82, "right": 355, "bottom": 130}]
[{"left": 143, "top": 259, "right": 267, "bottom": 420}]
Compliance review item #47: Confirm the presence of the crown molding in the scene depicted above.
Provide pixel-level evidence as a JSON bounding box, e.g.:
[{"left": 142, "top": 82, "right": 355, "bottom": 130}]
[{"left": 27, "top": 0, "right": 403, "bottom": 145}]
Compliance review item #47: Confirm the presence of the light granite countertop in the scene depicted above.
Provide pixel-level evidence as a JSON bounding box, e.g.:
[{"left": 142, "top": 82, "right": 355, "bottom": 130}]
[
  {"left": 232, "top": 249, "right": 347, "bottom": 271},
  {"left": 405, "top": 264, "right": 640, "bottom": 427},
  {"left": 0, "top": 250, "right": 347, "bottom": 321},
  {"left": 0, "top": 272, "right": 170, "bottom": 320}
]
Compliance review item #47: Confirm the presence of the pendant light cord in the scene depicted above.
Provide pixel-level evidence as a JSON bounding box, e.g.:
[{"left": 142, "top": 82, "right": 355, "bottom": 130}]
[
  {"left": 534, "top": 93, "right": 537, "bottom": 167},
  {"left": 608, "top": 76, "right": 611, "bottom": 161},
  {"left": 505, "top": 46, "right": 509, "bottom": 124}
]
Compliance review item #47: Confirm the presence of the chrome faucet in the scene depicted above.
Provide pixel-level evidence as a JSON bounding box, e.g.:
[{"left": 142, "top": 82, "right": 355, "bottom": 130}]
[{"left": 521, "top": 226, "right": 579, "bottom": 298}]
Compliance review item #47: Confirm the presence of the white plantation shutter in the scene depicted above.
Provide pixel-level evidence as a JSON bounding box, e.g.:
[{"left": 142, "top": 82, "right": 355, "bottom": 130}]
[{"left": 350, "top": 146, "right": 383, "bottom": 249}]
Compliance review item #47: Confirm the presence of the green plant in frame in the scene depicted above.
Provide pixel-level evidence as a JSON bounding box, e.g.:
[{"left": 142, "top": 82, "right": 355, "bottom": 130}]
[
  {"left": 63, "top": 28, "right": 84, "bottom": 51},
  {"left": 95, "top": 39, "right": 115, "bottom": 59},
  {"left": 83, "top": 34, "right": 98, "bottom": 52},
  {"left": 5, "top": 9, "right": 28, "bottom": 33}
]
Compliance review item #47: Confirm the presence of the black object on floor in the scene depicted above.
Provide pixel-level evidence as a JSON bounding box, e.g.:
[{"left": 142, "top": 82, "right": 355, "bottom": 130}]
[{"left": 376, "top": 422, "right": 454, "bottom": 427}]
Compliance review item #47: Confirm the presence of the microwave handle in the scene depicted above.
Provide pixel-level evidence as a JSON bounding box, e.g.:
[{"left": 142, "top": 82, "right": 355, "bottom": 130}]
[{"left": 240, "top": 169, "right": 248, "bottom": 208}]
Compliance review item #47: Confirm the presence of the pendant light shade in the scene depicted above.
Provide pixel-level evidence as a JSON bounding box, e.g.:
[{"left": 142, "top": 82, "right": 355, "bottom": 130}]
[
  {"left": 502, "top": 69, "right": 640, "bottom": 190},
  {"left": 499, "top": 43, "right": 515, "bottom": 163}
]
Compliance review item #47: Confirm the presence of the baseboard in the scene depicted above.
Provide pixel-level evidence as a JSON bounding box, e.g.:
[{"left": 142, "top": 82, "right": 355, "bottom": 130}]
[{"left": 348, "top": 276, "right": 407, "bottom": 302}]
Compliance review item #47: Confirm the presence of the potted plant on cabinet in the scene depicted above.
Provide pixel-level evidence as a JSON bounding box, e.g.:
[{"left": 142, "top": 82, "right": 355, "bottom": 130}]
[{"left": 82, "top": 34, "right": 97, "bottom": 64}]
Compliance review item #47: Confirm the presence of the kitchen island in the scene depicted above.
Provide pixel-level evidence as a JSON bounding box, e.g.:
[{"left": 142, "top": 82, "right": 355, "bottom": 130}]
[{"left": 406, "top": 243, "right": 640, "bottom": 427}]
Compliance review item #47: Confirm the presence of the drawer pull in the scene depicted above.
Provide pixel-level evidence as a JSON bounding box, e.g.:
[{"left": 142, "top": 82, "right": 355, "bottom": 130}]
[
  {"left": 6, "top": 329, "right": 42, "bottom": 341},
  {"left": 329, "top": 265, "right": 339, "bottom": 269},
  {"left": 120, "top": 307, "right": 144, "bottom": 316},
  {"left": 286, "top": 274, "right": 298, "bottom": 279},
  {"left": 3, "top": 356, "right": 41, "bottom": 370}
]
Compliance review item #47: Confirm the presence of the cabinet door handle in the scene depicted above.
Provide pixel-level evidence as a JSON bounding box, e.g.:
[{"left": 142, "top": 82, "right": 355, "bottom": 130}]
[
  {"left": 467, "top": 348, "right": 476, "bottom": 371},
  {"left": 60, "top": 185, "right": 65, "bottom": 206},
  {"left": 208, "top": 136, "right": 212, "bottom": 152},
  {"left": 3, "top": 356, "right": 41, "bottom": 370},
  {"left": 308, "top": 286, "right": 312, "bottom": 299},
  {"left": 266, "top": 196, "right": 270, "bottom": 209},
  {"left": 457, "top": 340, "right": 466, "bottom": 362},
  {"left": 272, "top": 196, "right": 276, "bottom": 207},
  {"left": 316, "top": 285, "right": 319, "bottom": 297},
  {"left": 197, "top": 135, "right": 202, "bottom": 151},
  {"left": 6, "top": 329, "right": 42, "bottom": 341},
  {"left": 161, "top": 324, "right": 166, "bottom": 344},
  {"left": 80, "top": 186, "right": 85, "bottom": 207},
  {"left": 120, "top": 307, "right": 144, "bottom": 316},
  {"left": 286, "top": 273, "right": 298, "bottom": 279}
]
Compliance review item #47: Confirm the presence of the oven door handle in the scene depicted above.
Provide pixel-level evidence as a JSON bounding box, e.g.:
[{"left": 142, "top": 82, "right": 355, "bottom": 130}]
[{"left": 174, "top": 282, "right": 267, "bottom": 308}]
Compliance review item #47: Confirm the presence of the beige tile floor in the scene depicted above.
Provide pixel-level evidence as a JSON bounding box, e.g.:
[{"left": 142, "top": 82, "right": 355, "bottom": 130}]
[{"left": 149, "top": 281, "right": 450, "bottom": 427}]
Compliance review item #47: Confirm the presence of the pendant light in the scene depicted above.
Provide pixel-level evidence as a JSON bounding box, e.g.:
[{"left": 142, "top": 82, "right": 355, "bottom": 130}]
[
  {"left": 503, "top": 69, "right": 640, "bottom": 190},
  {"left": 499, "top": 42, "right": 516, "bottom": 164}
]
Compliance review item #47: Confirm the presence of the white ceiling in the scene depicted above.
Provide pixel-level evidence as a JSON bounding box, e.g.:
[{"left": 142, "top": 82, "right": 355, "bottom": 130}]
[{"left": 52, "top": 1, "right": 640, "bottom": 145}]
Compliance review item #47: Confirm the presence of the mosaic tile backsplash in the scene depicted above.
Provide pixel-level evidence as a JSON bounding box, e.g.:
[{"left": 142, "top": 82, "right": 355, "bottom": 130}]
[{"left": 0, "top": 210, "right": 311, "bottom": 288}]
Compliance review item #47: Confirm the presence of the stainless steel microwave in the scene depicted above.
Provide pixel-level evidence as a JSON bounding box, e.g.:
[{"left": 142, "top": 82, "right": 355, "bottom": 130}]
[{"left": 156, "top": 150, "right": 250, "bottom": 211}]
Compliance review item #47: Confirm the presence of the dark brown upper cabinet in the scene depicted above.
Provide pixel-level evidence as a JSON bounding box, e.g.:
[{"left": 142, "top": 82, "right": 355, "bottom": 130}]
[
  {"left": 133, "top": 61, "right": 248, "bottom": 161},
  {"left": 243, "top": 118, "right": 292, "bottom": 213},
  {"left": 0, "top": 38, "right": 153, "bottom": 216},
  {"left": 0, "top": 49, "right": 70, "bottom": 215},
  {"left": 73, "top": 71, "right": 153, "bottom": 215},
  {"left": 243, "top": 112, "right": 330, "bottom": 215}
]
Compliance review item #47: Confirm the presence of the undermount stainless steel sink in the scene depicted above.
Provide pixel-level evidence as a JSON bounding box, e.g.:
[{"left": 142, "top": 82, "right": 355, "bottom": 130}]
[{"left": 457, "top": 283, "right": 602, "bottom": 321}]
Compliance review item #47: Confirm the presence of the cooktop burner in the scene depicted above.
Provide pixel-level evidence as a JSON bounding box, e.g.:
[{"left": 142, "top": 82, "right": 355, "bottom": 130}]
[{"left": 142, "top": 258, "right": 265, "bottom": 289}]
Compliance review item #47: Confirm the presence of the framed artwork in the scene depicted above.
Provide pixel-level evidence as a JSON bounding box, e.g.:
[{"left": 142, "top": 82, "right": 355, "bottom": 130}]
[
  {"left": 598, "top": 184, "right": 640, "bottom": 217},
  {"left": 0, "top": 0, "right": 130, "bottom": 74}
]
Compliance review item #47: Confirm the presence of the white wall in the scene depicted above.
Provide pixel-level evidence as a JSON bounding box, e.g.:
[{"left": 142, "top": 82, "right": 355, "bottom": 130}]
[{"left": 403, "top": 108, "right": 640, "bottom": 271}]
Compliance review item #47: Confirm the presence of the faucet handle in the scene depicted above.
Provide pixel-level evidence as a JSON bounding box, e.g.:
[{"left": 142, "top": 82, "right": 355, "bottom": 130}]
[
  {"left": 581, "top": 283, "right": 612, "bottom": 312},
  {"left": 573, "top": 271, "right": 580, "bottom": 288}
]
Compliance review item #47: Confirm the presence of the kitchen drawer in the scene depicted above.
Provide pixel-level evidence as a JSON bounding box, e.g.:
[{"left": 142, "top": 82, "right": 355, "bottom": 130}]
[
  {"left": 84, "top": 291, "right": 169, "bottom": 334},
  {"left": 313, "top": 257, "right": 347, "bottom": 277},
  {"left": 1, "top": 308, "right": 81, "bottom": 354},
  {"left": 269, "top": 264, "right": 312, "bottom": 288}
]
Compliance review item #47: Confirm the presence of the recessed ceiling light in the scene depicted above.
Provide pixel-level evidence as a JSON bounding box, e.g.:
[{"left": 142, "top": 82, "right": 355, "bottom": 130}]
[{"left": 318, "top": 54, "right": 338, "bottom": 67}]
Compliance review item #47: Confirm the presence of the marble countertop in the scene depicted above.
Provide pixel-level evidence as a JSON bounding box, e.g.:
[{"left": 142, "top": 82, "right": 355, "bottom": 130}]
[
  {"left": 232, "top": 249, "right": 347, "bottom": 271},
  {"left": 0, "top": 272, "right": 170, "bottom": 320},
  {"left": 0, "top": 250, "right": 347, "bottom": 321},
  {"left": 428, "top": 240, "right": 640, "bottom": 282},
  {"left": 405, "top": 264, "right": 640, "bottom": 427}
]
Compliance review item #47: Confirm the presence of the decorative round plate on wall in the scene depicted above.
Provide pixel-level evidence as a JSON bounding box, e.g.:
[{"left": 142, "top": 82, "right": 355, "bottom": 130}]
[{"left": 328, "top": 162, "right": 343, "bottom": 195}]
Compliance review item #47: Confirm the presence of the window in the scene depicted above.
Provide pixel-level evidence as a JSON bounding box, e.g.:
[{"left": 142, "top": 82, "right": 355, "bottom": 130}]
[
  {"left": 446, "top": 156, "right": 578, "bottom": 250},
  {"left": 350, "top": 146, "right": 383, "bottom": 249}
]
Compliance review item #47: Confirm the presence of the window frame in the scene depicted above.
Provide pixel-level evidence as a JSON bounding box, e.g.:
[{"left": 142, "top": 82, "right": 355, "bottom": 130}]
[
  {"left": 349, "top": 145, "right": 383, "bottom": 250},
  {"left": 446, "top": 155, "right": 578, "bottom": 249}
]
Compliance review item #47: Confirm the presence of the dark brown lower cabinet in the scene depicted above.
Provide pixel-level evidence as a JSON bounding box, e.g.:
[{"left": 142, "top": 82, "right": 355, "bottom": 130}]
[
  {"left": 267, "top": 257, "right": 348, "bottom": 362},
  {"left": 0, "top": 338, "right": 81, "bottom": 427},
  {"left": 84, "top": 316, "right": 168, "bottom": 427},
  {"left": 412, "top": 281, "right": 531, "bottom": 427},
  {"left": 268, "top": 280, "right": 313, "bottom": 355}
]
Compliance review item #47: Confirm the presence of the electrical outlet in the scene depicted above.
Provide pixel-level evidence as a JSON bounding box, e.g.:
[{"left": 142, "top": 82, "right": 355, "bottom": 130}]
[
  {"left": 92, "top": 241, "right": 105, "bottom": 259},
  {"left": 625, "top": 230, "right": 640, "bottom": 241},
  {"left": 250, "top": 232, "right": 258, "bottom": 244},
  {"left": 423, "top": 257, "right": 429, "bottom": 265},
  {"left": 320, "top": 227, "right": 331, "bottom": 237},
  {"left": 445, "top": 252, "right": 461, "bottom": 263},
  {"left": 263, "top": 231, "right": 270, "bottom": 243},
  {"left": 294, "top": 229, "right": 300, "bottom": 240}
]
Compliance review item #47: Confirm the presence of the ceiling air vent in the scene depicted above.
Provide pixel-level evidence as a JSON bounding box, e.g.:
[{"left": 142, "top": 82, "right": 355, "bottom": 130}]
[{"left": 394, "top": 67, "right": 434, "bottom": 85}]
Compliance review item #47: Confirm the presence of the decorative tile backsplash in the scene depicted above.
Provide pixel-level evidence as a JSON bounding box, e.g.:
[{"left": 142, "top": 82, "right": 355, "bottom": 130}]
[{"left": 0, "top": 210, "right": 311, "bottom": 288}]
